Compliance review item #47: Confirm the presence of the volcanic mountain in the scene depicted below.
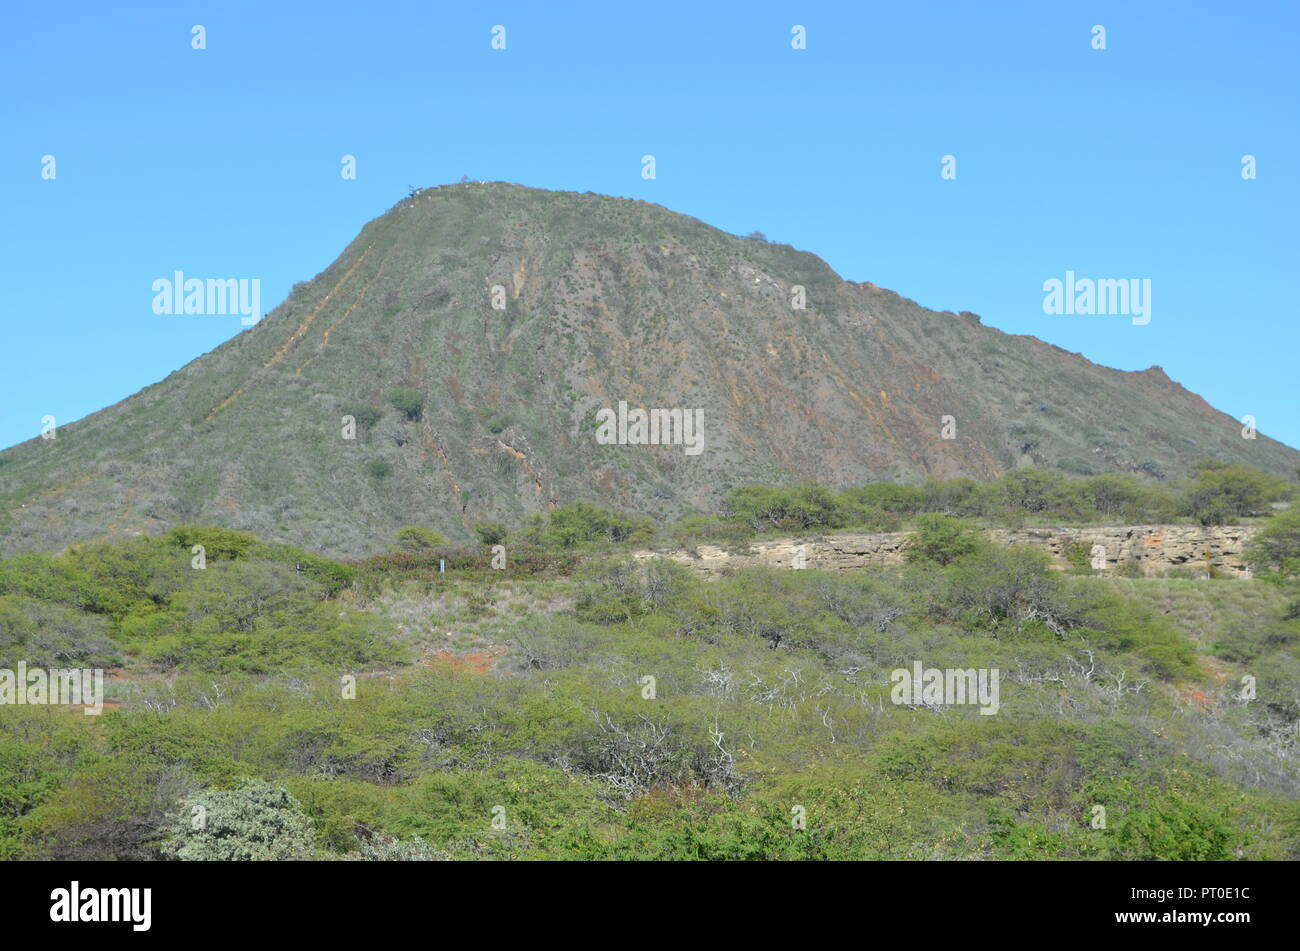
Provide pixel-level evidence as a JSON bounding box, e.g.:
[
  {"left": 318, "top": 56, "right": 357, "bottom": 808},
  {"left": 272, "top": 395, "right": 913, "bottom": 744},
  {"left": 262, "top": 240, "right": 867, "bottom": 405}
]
[{"left": 2, "top": 183, "right": 1296, "bottom": 556}]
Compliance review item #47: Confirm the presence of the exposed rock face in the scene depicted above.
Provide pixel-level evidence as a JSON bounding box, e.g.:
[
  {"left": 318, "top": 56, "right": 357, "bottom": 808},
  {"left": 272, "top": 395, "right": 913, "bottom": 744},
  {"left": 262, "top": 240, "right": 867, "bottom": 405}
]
[{"left": 635, "top": 525, "right": 1257, "bottom": 578}]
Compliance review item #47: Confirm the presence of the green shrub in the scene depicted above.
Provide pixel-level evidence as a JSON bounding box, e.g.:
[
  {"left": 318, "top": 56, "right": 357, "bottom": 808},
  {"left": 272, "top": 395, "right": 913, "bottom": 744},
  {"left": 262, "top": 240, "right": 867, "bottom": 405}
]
[
  {"left": 723, "top": 484, "right": 851, "bottom": 531},
  {"left": 1062, "top": 541, "right": 1092, "bottom": 573},
  {"left": 906, "top": 514, "right": 988, "bottom": 566},
  {"left": 168, "top": 525, "right": 260, "bottom": 561},
  {"left": 117, "top": 561, "right": 404, "bottom": 673},
  {"left": 842, "top": 483, "right": 924, "bottom": 514},
  {"left": 527, "top": 502, "right": 654, "bottom": 549},
  {"left": 0, "top": 739, "right": 62, "bottom": 860},
  {"left": 476, "top": 407, "right": 513, "bottom": 434},
  {"left": 1105, "top": 790, "right": 1240, "bottom": 860},
  {"left": 386, "top": 387, "right": 425, "bottom": 421},
  {"left": 1182, "top": 462, "right": 1293, "bottom": 525},
  {"left": 18, "top": 754, "right": 188, "bottom": 860},
  {"left": 1245, "top": 509, "right": 1300, "bottom": 579},
  {"left": 394, "top": 526, "right": 448, "bottom": 552},
  {"left": 163, "top": 780, "right": 314, "bottom": 861},
  {"left": 0, "top": 595, "right": 120, "bottom": 668},
  {"left": 1076, "top": 590, "right": 1199, "bottom": 680},
  {"left": 472, "top": 522, "right": 508, "bottom": 546},
  {"left": 998, "top": 469, "right": 1073, "bottom": 515},
  {"left": 345, "top": 405, "right": 383, "bottom": 430},
  {"left": 920, "top": 478, "right": 985, "bottom": 516},
  {"left": 940, "top": 545, "right": 1066, "bottom": 631},
  {"left": 669, "top": 514, "right": 755, "bottom": 549},
  {"left": 1114, "top": 557, "right": 1144, "bottom": 578}
]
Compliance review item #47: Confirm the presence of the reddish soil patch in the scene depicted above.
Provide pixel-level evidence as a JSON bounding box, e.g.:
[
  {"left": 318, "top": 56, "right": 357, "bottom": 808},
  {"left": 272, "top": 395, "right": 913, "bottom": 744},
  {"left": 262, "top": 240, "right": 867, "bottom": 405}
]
[{"left": 423, "top": 646, "right": 507, "bottom": 675}]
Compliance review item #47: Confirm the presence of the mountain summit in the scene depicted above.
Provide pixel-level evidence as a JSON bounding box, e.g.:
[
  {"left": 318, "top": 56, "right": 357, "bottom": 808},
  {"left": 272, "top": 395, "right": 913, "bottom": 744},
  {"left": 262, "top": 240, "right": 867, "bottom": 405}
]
[{"left": 2, "top": 183, "right": 1296, "bottom": 556}]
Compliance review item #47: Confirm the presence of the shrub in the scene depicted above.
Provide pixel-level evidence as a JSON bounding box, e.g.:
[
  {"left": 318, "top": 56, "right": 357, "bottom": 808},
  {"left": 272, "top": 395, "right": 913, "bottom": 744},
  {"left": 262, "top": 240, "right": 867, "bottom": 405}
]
[
  {"left": 387, "top": 387, "right": 425, "bottom": 421},
  {"left": 472, "top": 522, "right": 508, "bottom": 546},
  {"left": 168, "top": 526, "right": 260, "bottom": 561},
  {"left": 1077, "top": 590, "right": 1199, "bottom": 680},
  {"left": 842, "top": 483, "right": 924, "bottom": 514},
  {"left": 356, "top": 833, "right": 447, "bottom": 861},
  {"left": 345, "top": 405, "right": 383, "bottom": 430},
  {"left": 366, "top": 458, "right": 393, "bottom": 479},
  {"left": 1062, "top": 541, "right": 1092, "bottom": 574},
  {"left": 1245, "top": 510, "right": 1300, "bottom": 579},
  {"left": 0, "top": 595, "right": 120, "bottom": 668},
  {"left": 0, "top": 739, "right": 62, "bottom": 859},
  {"left": 670, "top": 514, "right": 756, "bottom": 549},
  {"left": 394, "top": 526, "right": 448, "bottom": 552},
  {"left": 1077, "top": 473, "right": 1165, "bottom": 521},
  {"left": 905, "top": 514, "right": 988, "bottom": 566},
  {"left": 476, "top": 407, "right": 513, "bottom": 434},
  {"left": 998, "top": 469, "right": 1072, "bottom": 515},
  {"left": 920, "top": 478, "right": 984, "bottom": 516},
  {"left": 1181, "top": 463, "right": 1293, "bottom": 525},
  {"left": 1115, "top": 557, "right": 1144, "bottom": 578},
  {"left": 18, "top": 754, "right": 190, "bottom": 860},
  {"left": 529, "top": 502, "right": 654, "bottom": 548},
  {"left": 1106, "top": 791, "right": 1239, "bottom": 860},
  {"left": 942, "top": 545, "right": 1063, "bottom": 629},
  {"left": 118, "top": 561, "right": 403, "bottom": 673},
  {"left": 723, "top": 484, "right": 850, "bottom": 531},
  {"left": 162, "top": 781, "right": 314, "bottom": 861}
]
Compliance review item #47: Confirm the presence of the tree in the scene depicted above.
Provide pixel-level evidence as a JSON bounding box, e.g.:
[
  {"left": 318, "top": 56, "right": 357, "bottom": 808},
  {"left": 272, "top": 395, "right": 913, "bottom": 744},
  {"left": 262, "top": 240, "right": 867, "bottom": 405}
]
[
  {"left": 920, "top": 478, "right": 982, "bottom": 516},
  {"left": 998, "top": 468, "right": 1069, "bottom": 514},
  {"left": 1181, "top": 464, "right": 1293, "bottom": 525},
  {"left": 19, "top": 756, "right": 191, "bottom": 861},
  {"left": 905, "top": 513, "right": 987, "bottom": 566},
  {"left": 167, "top": 525, "right": 260, "bottom": 560},
  {"left": 1244, "top": 509, "right": 1300, "bottom": 578},
  {"left": 843, "top": 483, "right": 925, "bottom": 514},
  {"left": 1077, "top": 473, "right": 1147, "bottom": 521},
  {"left": 723, "top": 484, "right": 850, "bottom": 531},
  {"left": 942, "top": 545, "right": 1062, "bottom": 627},
  {"left": 394, "top": 526, "right": 448, "bottom": 552},
  {"left": 541, "top": 502, "right": 653, "bottom": 548},
  {"left": 387, "top": 387, "right": 425, "bottom": 421},
  {"left": 0, "top": 595, "right": 120, "bottom": 668},
  {"left": 473, "top": 522, "right": 508, "bottom": 546},
  {"left": 345, "top": 405, "right": 382, "bottom": 430}
]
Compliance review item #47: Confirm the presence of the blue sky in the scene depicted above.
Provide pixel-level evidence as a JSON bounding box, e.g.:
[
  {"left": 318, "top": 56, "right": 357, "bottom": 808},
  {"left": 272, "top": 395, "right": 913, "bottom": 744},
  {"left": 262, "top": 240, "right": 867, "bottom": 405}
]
[{"left": 2, "top": 0, "right": 1296, "bottom": 452}]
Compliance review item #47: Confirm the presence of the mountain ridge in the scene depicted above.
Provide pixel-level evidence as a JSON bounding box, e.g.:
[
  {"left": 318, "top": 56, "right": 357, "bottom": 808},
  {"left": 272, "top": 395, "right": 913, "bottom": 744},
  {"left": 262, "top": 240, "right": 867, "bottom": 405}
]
[{"left": 2, "top": 182, "right": 1296, "bottom": 557}]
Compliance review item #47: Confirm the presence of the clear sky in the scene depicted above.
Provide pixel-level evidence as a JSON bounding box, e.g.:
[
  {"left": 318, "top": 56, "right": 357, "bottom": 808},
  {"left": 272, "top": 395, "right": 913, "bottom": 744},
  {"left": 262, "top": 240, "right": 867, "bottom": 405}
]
[{"left": 2, "top": 0, "right": 1296, "bottom": 452}]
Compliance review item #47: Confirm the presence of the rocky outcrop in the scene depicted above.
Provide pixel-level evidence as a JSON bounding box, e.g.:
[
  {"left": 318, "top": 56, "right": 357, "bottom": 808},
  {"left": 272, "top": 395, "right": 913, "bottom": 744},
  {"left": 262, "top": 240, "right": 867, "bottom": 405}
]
[{"left": 634, "top": 525, "right": 1257, "bottom": 578}]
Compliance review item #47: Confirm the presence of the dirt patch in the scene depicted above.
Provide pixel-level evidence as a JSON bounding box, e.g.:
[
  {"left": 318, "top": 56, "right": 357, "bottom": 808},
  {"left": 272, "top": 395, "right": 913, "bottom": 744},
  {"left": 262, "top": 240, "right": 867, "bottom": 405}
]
[{"left": 424, "top": 646, "right": 508, "bottom": 675}]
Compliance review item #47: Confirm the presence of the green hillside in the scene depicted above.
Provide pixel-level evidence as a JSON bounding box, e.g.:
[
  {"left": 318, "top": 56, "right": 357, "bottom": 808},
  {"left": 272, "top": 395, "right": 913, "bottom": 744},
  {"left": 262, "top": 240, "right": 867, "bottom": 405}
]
[{"left": 2, "top": 184, "right": 1297, "bottom": 558}]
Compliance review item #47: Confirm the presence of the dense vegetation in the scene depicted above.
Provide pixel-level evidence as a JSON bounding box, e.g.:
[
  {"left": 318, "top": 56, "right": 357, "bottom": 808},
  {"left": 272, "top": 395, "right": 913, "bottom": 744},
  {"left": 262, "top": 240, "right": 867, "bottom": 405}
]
[
  {"left": 1, "top": 476, "right": 1297, "bottom": 861},
  {"left": 701, "top": 461, "right": 1295, "bottom": 536}
]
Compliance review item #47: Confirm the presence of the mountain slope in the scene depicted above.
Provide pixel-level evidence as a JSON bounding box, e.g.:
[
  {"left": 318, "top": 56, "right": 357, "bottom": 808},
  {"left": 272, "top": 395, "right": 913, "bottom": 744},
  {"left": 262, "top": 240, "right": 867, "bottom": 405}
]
[{"left": 2, "top": 183, "right": 1296, "bottom": 556}]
